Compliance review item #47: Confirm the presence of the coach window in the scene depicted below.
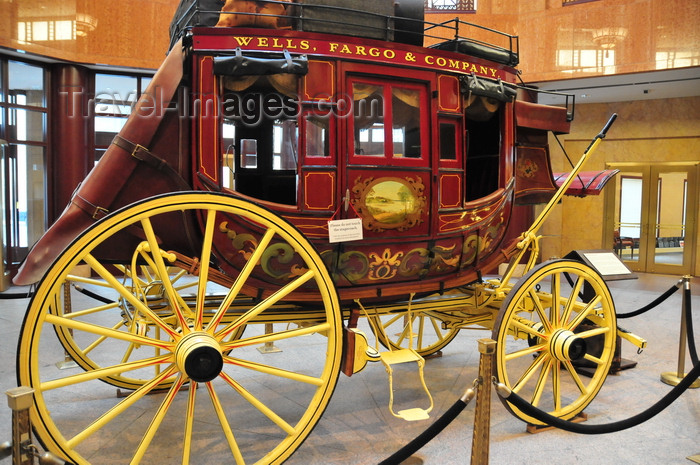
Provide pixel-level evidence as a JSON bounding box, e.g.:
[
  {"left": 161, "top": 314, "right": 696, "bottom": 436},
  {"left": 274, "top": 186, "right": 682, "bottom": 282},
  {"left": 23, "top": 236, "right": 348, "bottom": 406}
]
[
  {"left": 302, "top": 108, "right": 335, "bottom": 164},
  {"left": 221, "top": 73, "right": 300, "bottom": 205},
  {"left": 464, "top": 95, "right": 502, "bottom": 201},
  {"left": 350, "top": 78, "right": 427, "bottom": 166}
]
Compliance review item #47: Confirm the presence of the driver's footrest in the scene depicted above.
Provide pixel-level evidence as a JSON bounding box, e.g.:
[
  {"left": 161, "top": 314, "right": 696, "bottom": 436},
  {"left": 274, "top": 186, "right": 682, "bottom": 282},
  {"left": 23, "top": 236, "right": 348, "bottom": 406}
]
[{"left": 380, "top": 348, "right": 434, "bottom": 421}]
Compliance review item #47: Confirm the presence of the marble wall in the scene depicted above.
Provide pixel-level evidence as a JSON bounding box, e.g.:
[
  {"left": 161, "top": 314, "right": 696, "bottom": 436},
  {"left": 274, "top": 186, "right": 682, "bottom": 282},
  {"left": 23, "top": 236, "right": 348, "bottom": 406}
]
[
  {"left": 0, "top": 0, "right": 178, "bottom": 69},
  {"left": 1, "top": 1, "right": 697, "bottom": 75}
]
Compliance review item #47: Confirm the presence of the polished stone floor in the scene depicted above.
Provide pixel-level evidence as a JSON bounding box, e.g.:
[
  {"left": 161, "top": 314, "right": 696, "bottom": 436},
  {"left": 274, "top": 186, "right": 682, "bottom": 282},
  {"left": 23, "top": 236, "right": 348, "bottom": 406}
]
[{"left": 0, "top": 272, "right": 698, "bottom": 465}]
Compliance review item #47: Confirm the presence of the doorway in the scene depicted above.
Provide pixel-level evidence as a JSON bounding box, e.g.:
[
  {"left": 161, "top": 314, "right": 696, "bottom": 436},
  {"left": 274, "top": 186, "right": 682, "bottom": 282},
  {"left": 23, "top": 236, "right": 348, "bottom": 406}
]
[{"left": 604, "top": 162, "right": 698, "bottom": 274}]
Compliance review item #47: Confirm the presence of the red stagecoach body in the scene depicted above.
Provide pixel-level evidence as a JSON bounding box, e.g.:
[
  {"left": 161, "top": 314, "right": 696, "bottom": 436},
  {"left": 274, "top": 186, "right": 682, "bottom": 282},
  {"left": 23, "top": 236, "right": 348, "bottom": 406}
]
[{"left": 14, "top": 0, "right": 613, "bottom": 304}]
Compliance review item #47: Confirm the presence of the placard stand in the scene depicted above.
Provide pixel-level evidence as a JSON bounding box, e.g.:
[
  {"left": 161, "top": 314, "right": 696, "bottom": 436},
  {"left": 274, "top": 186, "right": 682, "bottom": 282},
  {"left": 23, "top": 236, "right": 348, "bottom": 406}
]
[{"left": 565, "top": 250, "right": 637, "bottom": 374}]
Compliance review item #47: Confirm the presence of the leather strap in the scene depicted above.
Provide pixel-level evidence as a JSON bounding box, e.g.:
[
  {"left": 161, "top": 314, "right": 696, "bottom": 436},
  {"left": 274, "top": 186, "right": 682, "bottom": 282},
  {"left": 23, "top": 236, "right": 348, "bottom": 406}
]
[{"left": 72, "top": 193, "right": 110, "bottom": 220}]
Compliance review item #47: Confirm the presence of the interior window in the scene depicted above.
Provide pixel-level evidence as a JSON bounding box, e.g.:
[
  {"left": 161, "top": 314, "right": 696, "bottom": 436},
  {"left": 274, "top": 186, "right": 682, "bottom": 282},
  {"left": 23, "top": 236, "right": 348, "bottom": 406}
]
[
  {"left": 351, "top": 78, "right": 426, "bottom": 164},
  {"left": 220, "top": 74, "right": 300, "bottom": 205},
  {"left": 465, "top": 96, "right": 502, "bottom": 201},
  {"left": 304, "top": 112, "right": 330, "bottom": 158},
  {"left": 353, "top": 83, "right": 384, "bottom": 157},
  {"left": 392, "top": 88, "right": 421, "bottom": 158}
]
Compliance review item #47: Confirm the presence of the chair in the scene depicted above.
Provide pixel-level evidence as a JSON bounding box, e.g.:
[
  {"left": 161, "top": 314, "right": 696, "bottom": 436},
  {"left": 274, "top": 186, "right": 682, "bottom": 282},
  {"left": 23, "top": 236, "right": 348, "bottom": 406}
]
[{"left": 614, "top": 229, "right": 635, "bottom": 259}]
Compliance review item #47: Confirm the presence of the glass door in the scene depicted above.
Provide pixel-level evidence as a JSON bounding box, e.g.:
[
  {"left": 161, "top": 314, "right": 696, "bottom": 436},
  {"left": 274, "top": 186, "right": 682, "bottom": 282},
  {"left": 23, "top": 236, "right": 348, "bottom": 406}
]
[{"left": 605, "top": 162, "right": 697, "bottom": 274}]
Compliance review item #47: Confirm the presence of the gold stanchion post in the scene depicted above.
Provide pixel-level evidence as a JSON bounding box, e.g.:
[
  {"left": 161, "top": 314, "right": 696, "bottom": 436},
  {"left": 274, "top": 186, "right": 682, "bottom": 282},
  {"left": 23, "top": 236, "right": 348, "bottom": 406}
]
[
  {"left": 6, "top": 386, "right": 35, "bottom": 465},
  {"left": 660, "top": 276, "right": 700, "bottom": 389},
  {"left": 471, "top": 338, "right": 496, "bottom": 465}
]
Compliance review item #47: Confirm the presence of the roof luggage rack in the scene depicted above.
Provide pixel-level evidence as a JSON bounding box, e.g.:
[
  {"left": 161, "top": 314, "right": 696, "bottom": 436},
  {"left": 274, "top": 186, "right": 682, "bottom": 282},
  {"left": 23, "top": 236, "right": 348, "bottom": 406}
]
[{"left": 169, "top": 0, "right": 519, "bottom": 66}]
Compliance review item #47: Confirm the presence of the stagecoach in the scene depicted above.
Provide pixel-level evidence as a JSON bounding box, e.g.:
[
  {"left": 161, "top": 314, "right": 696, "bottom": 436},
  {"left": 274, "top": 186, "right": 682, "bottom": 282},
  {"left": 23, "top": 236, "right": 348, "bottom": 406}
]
[{"left": 13, "top": 1, "right": 645, "bottom": 463}]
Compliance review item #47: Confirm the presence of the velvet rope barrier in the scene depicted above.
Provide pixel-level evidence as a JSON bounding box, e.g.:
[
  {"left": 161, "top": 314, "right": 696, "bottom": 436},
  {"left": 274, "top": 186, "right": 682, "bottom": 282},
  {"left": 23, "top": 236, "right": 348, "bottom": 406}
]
[
  {"left": 496, "top": 360, "right": 700, "bottom": 435},
  {"left": 683, "top": 282, "right": 698, "bottom": 366},
  {"left": 378, "top": 387, "right": 476, "bottom": 465},
  {"left": 616, "top": 279, "right": 682, "bottom": 319}
]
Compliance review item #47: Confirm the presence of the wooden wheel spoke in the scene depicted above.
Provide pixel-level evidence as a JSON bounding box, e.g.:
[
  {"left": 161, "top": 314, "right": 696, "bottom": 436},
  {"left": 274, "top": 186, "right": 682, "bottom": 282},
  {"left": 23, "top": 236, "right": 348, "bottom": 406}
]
[
  {"left": 66, "top": 365, "right": 179, "bottom": 449},
  {"left": 583, "top": 352, "right": 605, "bottom": 365},
  {"left": 83, "top": 254, "right": 180, "bottom": 339},
  {"left": 220, "top": 372, "right": 297, "bottom": 435},
  {"left": 81, "top": 320, "right": 129, "bottom": 356},
  {"left": 562, "top": 276, "right": 584, "bottom": 325},
  {"left": 510, "top": 318, "right": 545, "bottom": 340},
  {"left": 194, "top": 209, "right": 217, "bottom": 331},
  {"left": 207, "top": 228, "right": 277, "bottom": 332},
  {"left": 58, "top": 301, "right": 121, "bottom": 320},
  {"left": 131, "top": 376, "right": 189, "bottom": 464},
  {"left": 224, "top": 357, "right": 324, "bottom": 387},
  {"left": 551, "top": 273, "right": 562, "bottom": 327},
  {"left": 528, "top": 289, "right": 553, "bottom": 333},
  {"left": 504, "top": 343, "right": 546, "bottom": 362},
  {"left": 45, "top": 313, "right": 174, "bottom": 352},
  {"left": 205, "top": 383, "right": 246, "bottom": 465},
  {"left": 41, "top": 355, "right": 172, "bottom": 391},
  {"left": 217, "top": 270, "right": 316, "bottom": 340},
  {"left": 428, "top": 317, "right": 445, "bottom": 342},
  {"left": 222, "top": 322, "right": 331, "bottom": 351},
  {"left": 182, "top": 383, "right": 198, "bottom": 465},
  {"left": 575, "top": 326, "right": 610, "bottom": 339},
  {"left": 563, "top": 360, "right": 589, "bottom": 395},
  {"left": 511, "top": 352, "right": 548, "bottom": 394},
  {"left": 531, "top": 358, "right": 553, "bottom": 407},
  {"left": 567, "top": 295, "right": 603, "bottom": 331},
  {"left": 140, "top": 217, "right": 192, "bottom": 335}
]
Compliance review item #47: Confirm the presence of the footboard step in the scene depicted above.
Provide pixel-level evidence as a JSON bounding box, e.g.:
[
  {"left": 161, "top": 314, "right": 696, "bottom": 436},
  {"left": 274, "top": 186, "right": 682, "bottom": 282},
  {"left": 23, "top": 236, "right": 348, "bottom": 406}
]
[{"left": 380, "top": 348, "right": 434, "bottom": 421}]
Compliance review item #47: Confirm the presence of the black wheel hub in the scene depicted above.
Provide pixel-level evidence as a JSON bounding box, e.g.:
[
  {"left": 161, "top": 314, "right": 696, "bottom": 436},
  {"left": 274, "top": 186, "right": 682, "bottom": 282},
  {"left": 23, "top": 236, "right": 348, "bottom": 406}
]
[{"left": 176, "top": 333, "right": 224, "bottom": 382}]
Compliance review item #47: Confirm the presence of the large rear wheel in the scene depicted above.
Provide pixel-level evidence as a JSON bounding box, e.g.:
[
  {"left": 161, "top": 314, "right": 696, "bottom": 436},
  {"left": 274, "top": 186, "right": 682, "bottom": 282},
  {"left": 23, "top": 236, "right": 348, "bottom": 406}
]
[{"left": 17, "top": 192, "right": 343, "bottom": 465}]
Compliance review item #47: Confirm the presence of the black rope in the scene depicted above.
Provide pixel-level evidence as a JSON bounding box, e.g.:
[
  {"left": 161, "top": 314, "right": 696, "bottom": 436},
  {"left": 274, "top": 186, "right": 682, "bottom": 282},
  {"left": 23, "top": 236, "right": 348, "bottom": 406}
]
[
  {"left": 0, "top": 291, "right": 33, "bottom": 299},
  {"left": 684, "top": 284, "right": 698, "bottom": 366},
  {"left": 73, "top": 285, "right": 116, "bottom": 305},
  {"left": 378, "top": 389, "right": 475, "bottom": 465},
  {"left": 616, "top": 280, "right": 681, "bottom": 319},
  {"left": 498, "top": 360, "right": 700, "bottom": 435}
]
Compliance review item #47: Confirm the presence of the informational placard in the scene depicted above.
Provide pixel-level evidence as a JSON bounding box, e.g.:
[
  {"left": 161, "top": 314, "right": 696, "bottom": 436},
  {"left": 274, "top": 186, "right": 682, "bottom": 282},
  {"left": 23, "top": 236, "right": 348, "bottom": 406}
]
[
  {"left": 328, "top": 218, "right": 363, "bottom": 243},
  {"left": 565, "top": 249, "right": 636, "bottom": 281}
]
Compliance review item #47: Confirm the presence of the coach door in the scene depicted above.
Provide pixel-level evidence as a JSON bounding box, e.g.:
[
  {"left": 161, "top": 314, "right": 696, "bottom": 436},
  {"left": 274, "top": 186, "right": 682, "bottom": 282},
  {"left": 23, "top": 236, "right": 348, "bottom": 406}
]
[{"left": 342, "top": 70, "right": 432, "bottom": 238}]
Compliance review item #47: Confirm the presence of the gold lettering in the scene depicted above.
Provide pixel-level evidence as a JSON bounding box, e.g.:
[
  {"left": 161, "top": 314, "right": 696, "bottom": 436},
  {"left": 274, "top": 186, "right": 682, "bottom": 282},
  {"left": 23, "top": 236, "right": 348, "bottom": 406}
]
[
  {"left": 257, "top": 38, "right": 268, "bottom": 47},
  {"left": 355, "top": 46, "right": 367, "bottom": 56},
  {"left": 329, "top": 43, "right": 339, "bottom": 52},
  {"left": 480, "top": 65, "right": 489, "bottom": 75},
  {"left": 425, "top": 55, "right": 435, "bottom": 65},
  {"left": 272, "top": 38, "right": 282, "bottom": 48},
  {"left": 340, "top": 44, "right": 352, "bottom": 54},
  {"left": 436, "top": 57, "right": 447, "bottom": 67},
  {"left": 233, "top": 36, "right": 253, "bottom": 46},
  {"left": 462, "top": 61, "right": 471, "bottom": 71},
  {"left": 369, "top": 48, "right": 380, "bottom": 57},
  {"left": 300, "top": 40, "right": 310, "bottom": 50},
  {"left": 490, "top": 68, "right": 498, "bottom": 77},
  {"left": 383, "top": 50, "right": 395, "bottom": 59},
  {"left": 449, "top": 59, "right": 461, "bottom": 70}
]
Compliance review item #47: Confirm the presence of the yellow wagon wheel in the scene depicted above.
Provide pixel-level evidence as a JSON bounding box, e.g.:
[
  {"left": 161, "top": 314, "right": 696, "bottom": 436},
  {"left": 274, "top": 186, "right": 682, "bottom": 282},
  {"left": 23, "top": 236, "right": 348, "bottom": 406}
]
[
  {"left": 367, "top": 310, "right": 459, "bottom": 357},
  {"left": 492, "top": 259, "right": 616, "bottom": 425},
  {"left": 17, "top": 192, "right": 343, "bottom": 465}
]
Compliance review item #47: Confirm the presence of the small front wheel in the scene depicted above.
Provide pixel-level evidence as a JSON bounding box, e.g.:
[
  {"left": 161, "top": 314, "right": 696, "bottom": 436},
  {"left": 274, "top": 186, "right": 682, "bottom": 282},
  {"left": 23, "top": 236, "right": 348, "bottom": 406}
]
[{"left": 492, "top": 259, "right": 616, "bottom": 424}]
